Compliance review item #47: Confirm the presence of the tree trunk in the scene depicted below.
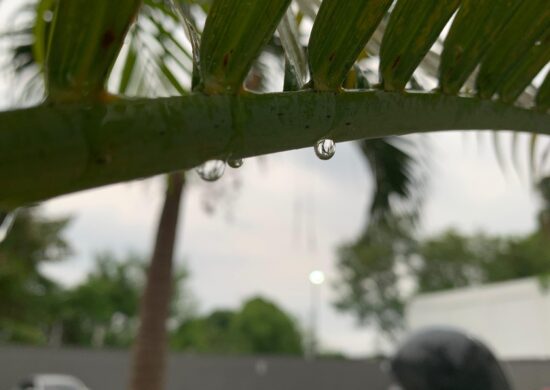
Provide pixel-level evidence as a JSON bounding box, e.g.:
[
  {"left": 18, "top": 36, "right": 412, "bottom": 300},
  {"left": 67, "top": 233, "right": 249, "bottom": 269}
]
[{"left": 129, "top": 172, "right": 185, "bottom": 390}]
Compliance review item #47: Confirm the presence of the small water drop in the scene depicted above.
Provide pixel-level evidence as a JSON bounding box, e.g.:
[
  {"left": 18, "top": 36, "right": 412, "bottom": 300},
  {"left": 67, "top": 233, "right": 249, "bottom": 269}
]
[
  {"left": 0, "top": 211, "right": 17, "bottom": 243},
  {"left": 42, "top": 10, "right": 53, "bottom": 22},
  {"left": 228, "top": 158, "right": 244, "bottom": 169},
  {"left": 314, "top": 139, "right": 336, "bottom": 160},
  {"left": 196, "top": 160, "right": 226, "bottom": 182}
]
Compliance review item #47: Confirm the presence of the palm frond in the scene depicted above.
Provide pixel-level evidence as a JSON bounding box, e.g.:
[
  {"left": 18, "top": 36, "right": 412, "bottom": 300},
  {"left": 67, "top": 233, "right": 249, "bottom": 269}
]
[
  {"left": 277, "top": 7, "right": 308, "bottom": 89},
  {"left": 0, "top": 0, "right": 549, "bottom": 207},
  {"left": 359, "top": 137, "right": 422, "bottom": 221}
]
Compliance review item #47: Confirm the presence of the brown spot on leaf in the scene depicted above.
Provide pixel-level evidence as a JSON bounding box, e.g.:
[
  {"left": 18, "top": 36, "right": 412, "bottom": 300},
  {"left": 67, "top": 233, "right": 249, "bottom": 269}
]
[
  {"left": 101, "top": 30, "right": 116, "bottom": 49},
  {"left": 392, "top": 56, "right": 401, "bottom": 70}
]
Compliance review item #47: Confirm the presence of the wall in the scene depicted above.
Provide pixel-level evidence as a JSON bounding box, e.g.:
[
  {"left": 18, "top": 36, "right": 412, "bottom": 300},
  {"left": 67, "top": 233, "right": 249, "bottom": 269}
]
[
  {"left": 0, "top": 346, "right": 391, "bottom": 390},
  {"left": 407, "top": 277, "right": 550, "bottom": 360},
  {"left": 1, "top": 346, "right": 548, "bottom": 389}
]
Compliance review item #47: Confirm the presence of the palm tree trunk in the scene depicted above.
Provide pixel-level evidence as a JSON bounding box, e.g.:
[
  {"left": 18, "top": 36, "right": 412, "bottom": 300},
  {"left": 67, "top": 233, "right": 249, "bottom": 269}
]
[{"left": 129, "top": 172, "right": 185, "bottom": 390}]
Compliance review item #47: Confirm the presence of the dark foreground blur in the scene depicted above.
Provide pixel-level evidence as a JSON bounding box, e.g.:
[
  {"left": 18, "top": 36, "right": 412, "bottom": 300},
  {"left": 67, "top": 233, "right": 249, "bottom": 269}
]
[{"left": 0, "top": 346, "right": 549, "bottom": 390}]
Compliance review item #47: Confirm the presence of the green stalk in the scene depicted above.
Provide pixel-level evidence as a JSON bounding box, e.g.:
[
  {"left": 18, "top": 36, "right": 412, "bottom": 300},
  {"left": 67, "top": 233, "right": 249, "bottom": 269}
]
[{"left": 1, "top": 91, "right": 549, "bottom": 208}]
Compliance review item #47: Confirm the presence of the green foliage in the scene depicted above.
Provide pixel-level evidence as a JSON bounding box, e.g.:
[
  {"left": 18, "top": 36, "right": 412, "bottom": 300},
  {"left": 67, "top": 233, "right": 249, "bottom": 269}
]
[
  {"left": 172, "top": 296, "right": 303, "bottom": 356},
  {"left": 1, "top": 0, "right": 549, "bottom": 205},
  {"left": 380, "top": 0, "right": 461, "bottom": 91},
  {"left": 233, "top": 297, "right": 303, "bottom": 355},
  {"left": 60, "top": 252, "right": 192, "bottom": 348},
  {"left": 482, "top": 233, "right": 550, "bottom": 283},
  {"left": 334, "top": 215, "right": 417, "bottom": 337},
  {"left": 199, "top": 0, "right": 292, "bottom": 94},
  {"left": 440, "top": 0, "right": 522, "bottom": 95},
  {"left": 476, "top": 0, "right": 549, "bottom": 100},
  {"left": 43, "top": 0, "right": 142, "bottom": 101},
  {"left": 308, "top": 0, "right": 393, "bottom": 90},
  {"left": 358, "top": 137, "right": 420, "bottom": 221},
  {"left": 171, "top": 310, "right": 241, "bottom": 353},
  {"left": 335, "top": 197, "right": 550, "bottom": 337},
  {"left": 0, "top": 208, "right": 71, "bottom": 344},
  {"left": 59, "top": 253, "right": 144, "bottom": 347},
  {"left": 414, "top": 229, "right": 489, "bottom": 292},
  {"left": 0, "top": 219, "right": 193, "bottom": 349}
]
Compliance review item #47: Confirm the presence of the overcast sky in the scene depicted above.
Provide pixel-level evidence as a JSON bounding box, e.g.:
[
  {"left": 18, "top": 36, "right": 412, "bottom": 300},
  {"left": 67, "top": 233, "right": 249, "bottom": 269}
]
[{"left": 35, "top": 130, "right": 544, "bottom": 357}]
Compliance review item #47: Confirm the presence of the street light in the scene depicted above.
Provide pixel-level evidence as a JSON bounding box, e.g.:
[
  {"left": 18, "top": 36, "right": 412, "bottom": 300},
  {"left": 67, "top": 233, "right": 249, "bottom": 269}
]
[
  {"left": 308, "top": 270, "right": 325, "bottom": 360},
  {"left": 309, "top": 270, "right": 325, "bottom": 285}
]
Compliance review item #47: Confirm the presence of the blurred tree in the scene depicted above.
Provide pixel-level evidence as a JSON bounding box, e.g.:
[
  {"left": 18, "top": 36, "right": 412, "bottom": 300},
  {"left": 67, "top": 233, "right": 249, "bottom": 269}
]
[
  {"left": 335, "top": 214, "right": 550, "bottom": 339},
  {"left": 414, "top": 229, "right": 492, "bottom": 292},
  {"left": 171, "top": 310, "right": 241, "bottom": 353},
  {"left": 172, "top": 296, "right": 303, "bottom": 356},
  {"left": 414, "top": 230, "right": 550, "bottom": 293},
  {"left": 333, "top": 214, "right": 416, "bottom": 340},
  {"left": 479, "top": 233, "right": 550, "bottom": 284},
  {"left": 0, "top": 208, "right": 71, "bottom": 344},
  {"left": 233, "top": 297, "right": 303, "bottom": 355},
  {"left": 60, "top": 251, "right": 192, "bottom": 348}
]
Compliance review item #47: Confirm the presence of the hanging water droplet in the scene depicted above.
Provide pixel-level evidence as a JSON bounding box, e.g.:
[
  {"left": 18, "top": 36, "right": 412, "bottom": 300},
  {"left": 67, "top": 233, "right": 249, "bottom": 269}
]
[
  {"left": 0, "top": 210, "right": 17, "bottom": 243},
  {"left": 314, "top": 139, "right": 336, "bottom": 160},
  {"left": 196, "top": 160, "right": 226, "bottom": 182},
  {"left": 228, "top": 158, "right": 244, "bottom": 169}
]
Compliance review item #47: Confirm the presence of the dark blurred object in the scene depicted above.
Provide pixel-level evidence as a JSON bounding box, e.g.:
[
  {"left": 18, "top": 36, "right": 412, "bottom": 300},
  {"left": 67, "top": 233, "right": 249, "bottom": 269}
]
[
  {"left": 390, "top": 327, "right": 512, "bottom": 390},
  {"left": 12, "top": 373, "right": 89, "bottom": 390}
]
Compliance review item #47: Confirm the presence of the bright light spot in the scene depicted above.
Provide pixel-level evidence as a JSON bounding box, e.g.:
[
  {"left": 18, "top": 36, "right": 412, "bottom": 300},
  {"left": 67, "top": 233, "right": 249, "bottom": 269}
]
[{"left": 309, "top": 270, "right": 325, "bottom": 285}]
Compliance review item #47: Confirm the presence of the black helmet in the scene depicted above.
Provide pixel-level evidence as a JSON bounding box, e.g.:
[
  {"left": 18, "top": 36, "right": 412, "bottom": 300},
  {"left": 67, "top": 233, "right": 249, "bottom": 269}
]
[{"left": 391, "top": 327, "right": 512, "bottom": 390}]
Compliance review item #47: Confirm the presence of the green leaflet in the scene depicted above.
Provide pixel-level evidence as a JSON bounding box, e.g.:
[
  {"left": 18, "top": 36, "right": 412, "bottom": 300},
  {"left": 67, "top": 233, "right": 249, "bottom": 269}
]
[
  {"left": 118, "top": 45, "right": 137, "bottom": 95},
  {"left": 32, "top": 0, "right": 56, "bottom": 67},
  {"left": 498, "top": 28, "right": 550, "bottom": 104},
  {"left": 476, "top": 0, "right": 550, "bottom": 99},
  {"left": 199, "top": 0, "right": 292, "bottom": 94},
  {"left": 380, "top": 0, "right": 461, "bottom": 91},
  {"left": 537, "top": 72, "right": 550, "bottom": 111},
  {"left": 439, "top": 0, "right": 522, "bottom": 95},
  {"left": 308, "top": 0, "right": 393, "bottom": 91},
  {"left": 283, "top": 59, "right": 301, "bottom": 92},
  {"left": 343, "top": 65, "right": 371, "bottom": 90},
  {"left": 278, "top": 7, "right": 308, "bottom": 89},
  {"left": 45, "top": 0, "right": 142, "bottom": 101}
]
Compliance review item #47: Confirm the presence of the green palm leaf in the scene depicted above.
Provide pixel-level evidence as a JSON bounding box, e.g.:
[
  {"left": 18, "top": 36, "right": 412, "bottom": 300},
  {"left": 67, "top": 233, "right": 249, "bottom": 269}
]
[{"left": 0, "top": 0, "right": 549, "bottom": 208}]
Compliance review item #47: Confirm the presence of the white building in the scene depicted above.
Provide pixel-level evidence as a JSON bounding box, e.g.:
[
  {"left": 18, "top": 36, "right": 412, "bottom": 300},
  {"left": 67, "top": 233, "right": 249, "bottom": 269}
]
[{"left": 406, "top": 277, "right": 550, "bottom": 359}]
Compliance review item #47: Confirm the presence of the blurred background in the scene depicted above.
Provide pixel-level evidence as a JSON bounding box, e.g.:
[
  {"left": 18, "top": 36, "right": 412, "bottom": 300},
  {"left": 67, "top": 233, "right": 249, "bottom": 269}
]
[{"left": 1, "top": 0, "right": 549, "bottom": 389}]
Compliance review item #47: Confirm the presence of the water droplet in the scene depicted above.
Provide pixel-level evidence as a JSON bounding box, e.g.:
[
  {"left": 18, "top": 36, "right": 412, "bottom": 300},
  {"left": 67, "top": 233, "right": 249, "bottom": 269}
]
[
  {"left": 42, "top": 10, "right": 53, "bottom": 22},
  {"left": 314, "top": 139, "right": 336, "bottom": 160},
  {"left": 196, "top": 160, "right": 225, "bottom": 182},
  {"left": 228, "top": 158, "right": 244, "bottom": 169},
  {"left": 0, "top": 211, "right": 17, "bottom": 243}
]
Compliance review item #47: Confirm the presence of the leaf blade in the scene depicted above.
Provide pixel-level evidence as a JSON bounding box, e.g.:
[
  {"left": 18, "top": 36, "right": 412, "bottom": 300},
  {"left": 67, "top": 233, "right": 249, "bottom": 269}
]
[
  {"left": 308, "top": 0, "right": 393, "bottom": 90},
  {"left": 439, "top": 0, "right": 522, "bottom": 95},
  {"left": 476, "top": 0, "right": 550, "bottom": 99},
  {"left": 380, "top": 0, "right": 461, "bottom": 91},
  {"left": 199, "top": 0, "right": 292, "bottom": 94}
]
